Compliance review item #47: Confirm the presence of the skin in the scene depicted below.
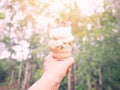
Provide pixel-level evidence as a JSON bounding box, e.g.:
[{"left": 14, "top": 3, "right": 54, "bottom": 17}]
[{"left": 28, "top": 54, "right": 75, "bottom": 90}]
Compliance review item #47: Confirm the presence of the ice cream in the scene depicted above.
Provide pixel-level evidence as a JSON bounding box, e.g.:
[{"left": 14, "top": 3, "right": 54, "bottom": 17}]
[{"left": 48, "top": 27, "right": 74, "bottom": 60}]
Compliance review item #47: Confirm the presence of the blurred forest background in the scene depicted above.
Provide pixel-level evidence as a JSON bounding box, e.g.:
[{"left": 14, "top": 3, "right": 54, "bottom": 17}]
[{"left": 0, "top": 0, "right": 120, "bottom": 90}]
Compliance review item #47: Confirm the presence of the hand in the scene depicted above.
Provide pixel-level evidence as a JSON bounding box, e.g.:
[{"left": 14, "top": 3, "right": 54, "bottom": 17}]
[
  {"left": 28, "top": 54, "right": 74, "bottom": 90},
  {"left": 43, "top": 54, "right": 75, "bottom": 83}
]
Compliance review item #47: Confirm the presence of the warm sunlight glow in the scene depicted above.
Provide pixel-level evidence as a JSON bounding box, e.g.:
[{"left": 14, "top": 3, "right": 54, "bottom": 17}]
[
  {"left": 43, "top": 0, "right": 104, "bottom": 16},
  {"left": 34, "top": 0, "right": 105, "bottom": 29},
  {"left": 76, "top": 0, "right": 104, "bottom": 16}
]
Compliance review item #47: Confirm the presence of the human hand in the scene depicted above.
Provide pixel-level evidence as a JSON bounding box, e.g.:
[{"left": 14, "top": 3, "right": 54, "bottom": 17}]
[
  {"left": 28, "top": 54, "right": 74, "bottom": 90},
  {"left": 43, "top": 54, "right": 75, "bottom": 83}
]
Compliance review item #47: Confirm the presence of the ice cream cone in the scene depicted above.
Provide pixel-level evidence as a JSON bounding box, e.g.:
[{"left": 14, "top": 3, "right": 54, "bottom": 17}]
[
  {"left": 48, "top": 27, "right": 74, "bottom": 60},
  {"left": 51, "top": 51, "right": 71, "bottom": 60}
]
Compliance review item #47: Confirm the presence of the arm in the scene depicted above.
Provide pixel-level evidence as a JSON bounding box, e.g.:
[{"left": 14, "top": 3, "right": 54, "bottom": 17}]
[
  {"left": 28, "top": 54, "right": 74, "bottom": 90},
  {"left": 28, "top": 73, "right": 60, "bottom": 90}
]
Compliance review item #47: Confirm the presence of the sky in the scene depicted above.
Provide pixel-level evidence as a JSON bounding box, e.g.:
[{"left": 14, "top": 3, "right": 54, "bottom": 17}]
[
  {"left": 47, "top": 0, "right": 104, "bottom": 16},
  {"left": 76, "top": 0, "right": 104, "bottom": 16}
]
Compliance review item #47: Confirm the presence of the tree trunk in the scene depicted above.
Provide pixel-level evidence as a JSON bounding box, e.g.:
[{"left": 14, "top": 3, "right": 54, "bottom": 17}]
[
  {"left": 67, "top": 63, "right": 76, "bottom": 90},
  {"left": 8, "top": 60, "right": 15, "bottom": 85},
  {"left": 73, "top": 62, "right": 77, "bottom": 87},
  {"left": 72, "top": 63, "right": 77, "bottom": 90},
  {"left": 26, "top": 68, "right": 31, "bottom": 88},
  {"left": 68, "top": 41, "right": 77, "bottom": 90},
  {"left": 107, "top": 66, "right": 112, "bottom": 90},
  {"left": 87, "top": 78, "right": 91, "bottom": 90},
  {"left": 67, "top": 73, "right": 71, "bottom": 90},
  {"left": 70, "top": 64, "right": 76, "bottom": 90},
  {"left": 9, "top": 68, "right": 15, "bottom": 85},
  {"left": 88, "top": 80, "right": 91, "bottom": 90},
  {"left": 22, "top": 59, "right": 31, "bottom": 90},
  {"left": 98, "top": 68, "right": 102, "bottom": 90},
  {"left": 17, "top": 61, "right": 23, "bottom": 88}
]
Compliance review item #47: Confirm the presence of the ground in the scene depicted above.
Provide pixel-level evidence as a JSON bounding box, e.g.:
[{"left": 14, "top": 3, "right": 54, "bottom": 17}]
[{"left": 0, "top": 84, "right": 19, "bottom": 90}]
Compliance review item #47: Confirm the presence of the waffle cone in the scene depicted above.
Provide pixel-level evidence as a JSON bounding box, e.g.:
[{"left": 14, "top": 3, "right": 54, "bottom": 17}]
[{"left": 51, "top": 51, "right": 71, "bottom": 60}]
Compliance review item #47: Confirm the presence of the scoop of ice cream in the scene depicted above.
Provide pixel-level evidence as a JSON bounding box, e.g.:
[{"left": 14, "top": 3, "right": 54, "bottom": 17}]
[
  {"left": 48, "top": 39, "right": 72, "bottom": 53},
  {"left": 50, "top": 27, "right": 74, "bottom": 41}
]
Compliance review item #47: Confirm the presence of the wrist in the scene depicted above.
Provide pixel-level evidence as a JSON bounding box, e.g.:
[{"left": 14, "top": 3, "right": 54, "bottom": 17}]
[
  {"left": 43, "top": 71, "right": 63, "bottom": 83},
  {"left": 41, "top": 73, "right": 61, "bottom": 90},
  {"left": 28, "top": 73, "right": 60, "bottom": 90}
]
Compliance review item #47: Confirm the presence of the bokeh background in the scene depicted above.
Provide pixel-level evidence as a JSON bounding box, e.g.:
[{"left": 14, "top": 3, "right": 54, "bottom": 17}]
[{"left": 0, "top": 0, "right": 120, "bottom": 90}]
